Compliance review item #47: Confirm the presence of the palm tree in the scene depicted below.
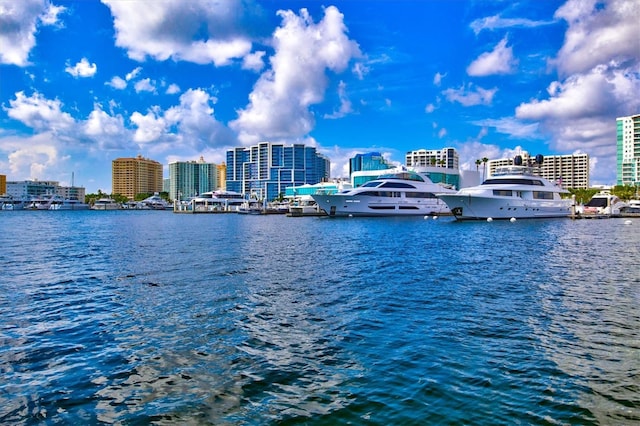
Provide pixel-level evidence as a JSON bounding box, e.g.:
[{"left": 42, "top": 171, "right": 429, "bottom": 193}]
[
  {"left": 482, "top": 157, "right": 489, "bottom": 181},
  {"left": 475, "top": 159, "right": 481, "bottom": 171}
]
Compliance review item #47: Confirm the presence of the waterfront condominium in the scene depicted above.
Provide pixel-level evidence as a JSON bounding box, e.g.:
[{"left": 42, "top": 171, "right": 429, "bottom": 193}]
[
  {"left": 405, "top": 147, "right": 459, "bottom": 170},
  {"left": 617, "top": 113, "right": 640, "bottom": 188},
  {"left": 488, "top": 152, "right": 590, "bottom": 189},
  {"left": 226, "top": 142, "right": 330, "bottom": 201},
  {"left": 112, "top": 155, "right": 163, "bottom": 200},
  {"left": 169, "top": 156, "right": 218, "bottom": 201}
]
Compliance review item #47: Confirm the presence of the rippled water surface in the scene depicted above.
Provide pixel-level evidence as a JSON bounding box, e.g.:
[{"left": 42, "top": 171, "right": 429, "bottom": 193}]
[{"left": 1, "top": 211, "right": 639, "bottom": 425}]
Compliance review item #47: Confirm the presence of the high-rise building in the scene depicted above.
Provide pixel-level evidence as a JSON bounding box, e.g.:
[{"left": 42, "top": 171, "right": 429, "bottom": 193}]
[
  {"left": 350, "top": 152, "right": 393, "bottom": 175},
  {"left": 112, "top": 155, "right": 163, "bottom": 200},
  {"left": 216, "top": 163, "right": 227, "bottom": 190},
  {"left": 488, "top": 152, "right": 590, "bottom": 188},
  {"left": 226, "top": 142, "right": 330, "bottom": 201},
  {"left": 406, "top": 147, "right": 459, "bottom": 170},
  {"left": 0, "top": 174, "right": 6, "bottom": 195},
  {"left": 169, "top": 156, "right": 218, "bottom": 201},
  {"left": 617, "top": 114, "right": 640, "bottom": 187}
]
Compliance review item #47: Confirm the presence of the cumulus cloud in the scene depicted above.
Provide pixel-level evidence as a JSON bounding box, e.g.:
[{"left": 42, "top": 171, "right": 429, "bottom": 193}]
[
  {"left": 241, "top": 50, "right": 266, "bottom": 72},
  {"left": 324, "top": 81, "right": 353, "bottom": 119},
  {"left": 470, "top": 15, "right": 555, "bottom": 35},
  {"left": 467, "top": 37, "right": 518, "bottom": 76},
  {"left": 100, "top": 0, "right": 260, "bottom": 66},
  {"left": 443, "top": 84, "right": 497, "bottom": 106},
  {"left": 166, "top": 83, "right": 181, "bottom": 95},
  {"left": 230, "top": 6, "right": 361, "bottom": 144},
  {"left": 5, "top": 91, "right": 75, "bottom": 132},
  {"left": 433, "top": 72, "right": 446, "bottom": 86},
  {"left": 106, "top": 76, "right": 126, "bottom": 89},
  {"left": 65, "top": 57, "right": 97, "bottom": 77},
  {"left": 552, "top": 0, "right": 640, "bottom": 76},
  {"left": 0, "top": 0, "right": 66, "bottom": 66},
  {"left": 125, "top": 67, "right": 142, "bottom": 81},
  {"left": 134, "top": 78, "right": 156, "bottom": 93}
]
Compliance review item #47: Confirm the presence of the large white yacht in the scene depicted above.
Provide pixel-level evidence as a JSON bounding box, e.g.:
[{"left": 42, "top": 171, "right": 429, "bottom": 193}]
[
  {"left": 186, "top": 190, "right": 246, "bottom": 212},
  {"left": 578, "top": 192, "right": 629, "bottom": 217},
  {"left": 91, "top": 198, "right": 122, "bottom": 210},
  {"left": 311, "top": 169, "right": 455, "bottom": 217},
  {"left": 437, "top": 155, "right": 572, "bottom": 220}
]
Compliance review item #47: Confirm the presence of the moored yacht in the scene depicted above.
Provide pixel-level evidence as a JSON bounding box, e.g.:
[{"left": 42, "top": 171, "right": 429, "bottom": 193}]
[
  {"left": 437, "top": 155, "right": 572, "bottom": 220},
  {"left": 311, "top": 169, "right": 455, "bottom": 217},
  {"left": 1, "top": 195, "right": 28, "bottom": 210},
  {"left": 578, "top": 192, "right": 629, "bottom": 217},
  {"left": 91, "top": 198, "right": 121, "bottom": 210}
]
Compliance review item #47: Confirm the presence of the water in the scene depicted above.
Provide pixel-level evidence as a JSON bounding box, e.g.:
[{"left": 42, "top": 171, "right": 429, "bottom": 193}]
[{"left": 1, "top": 211, "right": 638, "bottom": 425}]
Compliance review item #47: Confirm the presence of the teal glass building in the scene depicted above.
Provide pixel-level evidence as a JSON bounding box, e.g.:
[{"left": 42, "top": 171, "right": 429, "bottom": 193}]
[
  {"left": 169, "top": 157, "right": 218, "bottom": 201},
  {"left": 226, "top": 142, "right": 330, "bottom": 201}
]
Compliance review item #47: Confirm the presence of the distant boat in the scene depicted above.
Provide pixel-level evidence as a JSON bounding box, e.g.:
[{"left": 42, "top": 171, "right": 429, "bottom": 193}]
[
  {"left": 140, "top": 193, "right": 171, "bottom": 210},
  {"left": 578, "top": 192, "right": 629, "bottom": 217},
  {"left": 312, "top": 169, "right": 454, "bottom": 217},
  {"left": 437, "top": 155, "right": 573, "bottom": 220},
  {"left": 25, "top": 194, "right": 89, "bottom": 210},
  {"left": 184, "top": 190, "right": 246, "bottom": 212},
  {"left": 0, "top": 194, "right": 28, "bottom": 210},
  {"left": 91, "top": 198, "right": 121, "bottom": 210}
]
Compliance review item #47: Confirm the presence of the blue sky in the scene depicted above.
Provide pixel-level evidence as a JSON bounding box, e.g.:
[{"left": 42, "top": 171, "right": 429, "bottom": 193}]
[{"left": 1, "top": 0, "right": 639, "bottom": 193}]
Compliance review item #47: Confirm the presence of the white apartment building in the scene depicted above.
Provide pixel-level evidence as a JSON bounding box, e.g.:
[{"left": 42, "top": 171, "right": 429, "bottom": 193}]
[
  {"left": 405, "top": 147, "right": 459, "bottom": 170},
  {"left": 617, "top": 114, "right": 640, "bottom": 187},
  {"left": 488, "top": 152, "right": 590, "bottom": 189}
]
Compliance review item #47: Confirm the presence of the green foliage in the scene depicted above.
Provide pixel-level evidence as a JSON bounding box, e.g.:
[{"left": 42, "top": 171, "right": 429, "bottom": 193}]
[
  {"left": 567, "top": 188, "right": 600, "bottom": 204},
  {"left": 610, "top": 185, "right": 638, "bottom": 201}
]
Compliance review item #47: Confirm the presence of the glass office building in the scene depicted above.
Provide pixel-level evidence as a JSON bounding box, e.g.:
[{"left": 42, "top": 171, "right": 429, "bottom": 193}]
[
  {"left": 617, "top": 114, "right": 640, "bottom": 188},
  {"left": 169, "top": 157, "right": 218, "bottom": 201},
  {"left": 226, "top": 142, "right": 330, "bottom": 201}
]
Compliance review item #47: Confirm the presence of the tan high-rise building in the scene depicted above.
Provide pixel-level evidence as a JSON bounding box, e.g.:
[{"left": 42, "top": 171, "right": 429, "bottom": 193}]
[
  {"left": 216, "top": 163, "right": 227, "bottom": 190},
  {"left": 0, "top": 174, "right": 6, "bottom": 195},
  {"left": 112, "top": 155, "right": 163, "bottom": 200}
]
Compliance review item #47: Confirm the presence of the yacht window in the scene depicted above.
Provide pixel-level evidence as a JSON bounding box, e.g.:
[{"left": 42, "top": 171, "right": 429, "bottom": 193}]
[
  {"left": 533, "top": 191, "right": 554, "bottom": 200},
  {"left": 493, "top": 190, "right": 513, "bottom": 196},
  {"left": 362, "top": 181, "right": 382, "bottom": 188},
  {"left": 483, "top": 178, "right": 544, "bottom": 186},
  {"left": 405, "top": 192, "right": 436, "bottom": 199},
  {"left": 380, "top": 182, "right": 416, "bottom": 189}
]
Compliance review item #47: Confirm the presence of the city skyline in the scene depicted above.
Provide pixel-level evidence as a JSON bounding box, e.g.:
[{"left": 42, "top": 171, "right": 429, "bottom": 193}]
[{"left": 1, "top": 0, "right": 639, "bottom": 193}]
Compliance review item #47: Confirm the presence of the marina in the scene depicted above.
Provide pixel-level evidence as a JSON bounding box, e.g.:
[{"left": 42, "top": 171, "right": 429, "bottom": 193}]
[{"left": 0, "top": 212, "right": 638, "bottom": 424}]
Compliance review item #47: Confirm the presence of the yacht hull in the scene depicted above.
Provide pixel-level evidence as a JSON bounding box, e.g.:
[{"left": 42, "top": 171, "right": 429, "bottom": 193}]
[
  {"left": 313, "top": 195, "right": 451, "bottom": 217},
  {"left": 437, "top": 194, "right": 572, "bottom": 220}
]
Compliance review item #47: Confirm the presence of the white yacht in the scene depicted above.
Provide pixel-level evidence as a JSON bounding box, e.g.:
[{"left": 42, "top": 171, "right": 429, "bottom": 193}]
[
  {"left": 91, "top": 198, "right": 121, "bottom": 210},
  {"left": 311, "top": 169, "right": 455, "bottom": 217},
  {"left": 437, "top": 156, "right": 572, "bottom": 220},
  {"left": 579, "top": 192, "right": 629, "bottom": 217},
  {"left": 140, "top": 193, "right": 171, "bottom": 210},
  {"left": 186, "top": 190, "right": 246, "bottom": 212},
  {"left": 0, "top": 195, "right": 28, "bottom": 210}
]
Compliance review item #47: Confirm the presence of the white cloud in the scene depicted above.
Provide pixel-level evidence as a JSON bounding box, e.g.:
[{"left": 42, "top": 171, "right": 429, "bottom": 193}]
[
  {"left": 438, "top": 128, "right": 447, "bottom": 139},
  {"left": 166, "top": 84, "right": 181, "bottom": 95},
  {"left": 470, "top": 15, "right": 555, "bottom": 35},
  {"left": 472, "top": 117, "right": 540, "bottom": 139},
  {"left": 324, "top": 81, "right": 353, "bottom": 119},
  {"left": 443, "top": 84, "right": 497, "bottom": 106},
  {"left": 230, "top": 6, "right": 361, "bottom": 144},
  {"left": 552, "top": 0, "right": 640, "bottom": 76},
  {"left": 125, "top": 67, "right": 142, "bottom": 81},
  {"left": 134, "top": 78, "right": 156, "bottom": 93},
  {"left": 4, "top": 91, "right": 75, "bottom": 132},
  {"left": 425, "top": 103, "right": 435, "bottom": 113},
  {"left": 0, "top": 0, "right": 65, "bottom": 66},
  {"left": 467, "top": 37, "right": 517, "bottom": 76},
  {"left": 107, "top": 76, "right": 127, "bottom": 90},
  {"left": 65, "top": 58, "right": 97, "bottom": 78},
  {"left": 433, "top": 72, "right": 446, "bottom": 86},
  {"left": 242, "top": 50, "right": 266, "bottom": 72},
  {"left": 515, "top": 66, "right": 639, "bottom": 121},
  {"left": 130, "top": 108, "right": 167, "bottom": 143},
  {"left": 100, "top": 0, "right": 258, "bottom": 66}
]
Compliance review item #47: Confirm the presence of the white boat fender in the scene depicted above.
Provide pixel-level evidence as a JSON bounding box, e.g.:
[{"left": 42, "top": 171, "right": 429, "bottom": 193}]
[
  {"left": 510, "top": 217, "right": 517, "bottom": 222},
  {"left": 487, "top": 217, "right": 493, "bottom": 222},
  {"left": 433, "top": 215, "right": 438, "bottom": 220},
  {"left": 424, "top": 215, "right": 429, "bottom": 220}
]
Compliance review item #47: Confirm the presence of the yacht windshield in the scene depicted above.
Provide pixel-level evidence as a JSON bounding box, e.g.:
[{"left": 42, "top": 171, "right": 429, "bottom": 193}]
[{"left": 483, "top": 178, "right": 544, "bottom": 186}]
